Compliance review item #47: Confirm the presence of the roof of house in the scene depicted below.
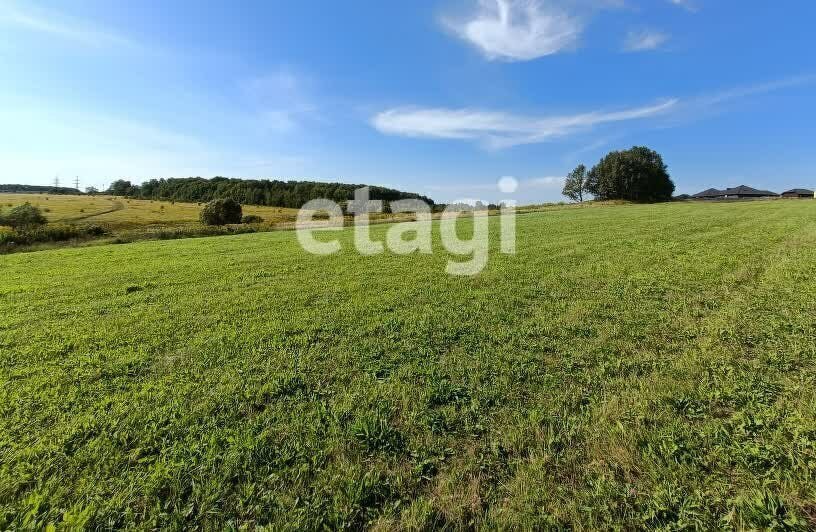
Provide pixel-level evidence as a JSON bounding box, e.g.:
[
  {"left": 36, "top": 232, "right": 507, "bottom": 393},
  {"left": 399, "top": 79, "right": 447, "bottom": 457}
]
[
  {"left": 693, "top": 188, "right": 725, "bottom": 198},
  {"left": 721, "top": 185, "right": 778, "bottom": 197},
  {"left": 693, "top": 185, "right": 782, "bottom": 198},
  {"left": 781, "top": 188, "right": 814, "bottom": 195}
]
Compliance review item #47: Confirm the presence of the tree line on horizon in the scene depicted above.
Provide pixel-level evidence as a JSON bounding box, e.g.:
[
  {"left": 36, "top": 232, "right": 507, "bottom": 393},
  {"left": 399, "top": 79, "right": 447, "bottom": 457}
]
[
  {"left": 0, "top": 184, "right": 81, "bottom": 195},
  {"left": 105, "top": 177, "right": 435, "bottom": 209}
]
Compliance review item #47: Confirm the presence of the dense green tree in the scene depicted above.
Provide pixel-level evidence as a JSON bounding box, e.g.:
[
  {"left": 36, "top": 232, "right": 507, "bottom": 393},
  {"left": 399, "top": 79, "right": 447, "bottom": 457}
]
[
  {"left": 586, "top": 147, "right": 675, "bottom": 202},
  {"left": 108, "top": 180, "right": 138, "bottom": 197},
  {"left": 562, "top": 164, "right": 589, "bottom": 202},
  {"left": 200, "top": 198, "right": 243, "bottom": 225}
]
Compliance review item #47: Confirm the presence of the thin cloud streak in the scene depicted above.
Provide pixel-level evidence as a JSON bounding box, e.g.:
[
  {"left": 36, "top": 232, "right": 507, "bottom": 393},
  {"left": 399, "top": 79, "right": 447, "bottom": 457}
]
[
  {"left": 0, "top": 2, "right": 139, "bottom": 49},
  {"left": 694, "top": 74, "right": 816, "bottom": 107},
  {"left": 0, "top": 103, "right": 309, "bottom": 188},
  {"left": 668, "top": 0, "right": 698, "bottom": 12},
  {"left": 240, "top": 67, "right": 327, "bottom": 134},
  {"left": 371, "top": 99, "right": 678, "bottom": 149},
  {"left": 659, "top": 74, "right": 816, "bottom": 126},
  {"left": 373, "top": 74, "right": 816, "bottom": 150}
]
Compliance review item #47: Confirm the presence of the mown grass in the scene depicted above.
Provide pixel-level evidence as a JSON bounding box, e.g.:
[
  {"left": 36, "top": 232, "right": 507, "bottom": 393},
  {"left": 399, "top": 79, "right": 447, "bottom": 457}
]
[{"left": 0, "top": 200, "right": 814, "bottom": 529}]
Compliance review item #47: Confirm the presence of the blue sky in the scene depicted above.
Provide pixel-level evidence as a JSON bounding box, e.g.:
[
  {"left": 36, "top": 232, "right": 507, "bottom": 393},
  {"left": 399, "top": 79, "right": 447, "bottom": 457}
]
[{"left": 1, "top": 0, "right": 814, "bottom": 203}]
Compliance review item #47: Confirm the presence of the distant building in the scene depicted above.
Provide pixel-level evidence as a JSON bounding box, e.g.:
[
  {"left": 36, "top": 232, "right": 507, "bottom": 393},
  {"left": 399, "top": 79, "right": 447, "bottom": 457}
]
[
  {"left": 692, "top": 185, "right": 779, "bottom": 200},
  {"left": 780, "top": 188, "right": 814, "bottom": 199},
  {"left": 692, "top": 188, "right": 726, "bottom": 199}
]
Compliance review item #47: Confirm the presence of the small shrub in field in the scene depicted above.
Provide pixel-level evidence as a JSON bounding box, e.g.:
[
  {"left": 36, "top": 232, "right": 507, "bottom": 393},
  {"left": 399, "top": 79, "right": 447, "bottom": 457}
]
[
  {"left": 0, "top": 226, "right": 14, "bottom": 245},
  {"left": 25, "top": 224, "right": 83, "bottom": 242},
  {"left": 0, "top": 203, "right": 47, "bottom": 228},
  {"left": 241, "top": 214, "right": 264, "bottom": 224},
  {"left": 83, "top": 224, "right": 107, "bottom": 237},
  {"left": 200, "top": 198, "right": 242, "bottom": 226}
]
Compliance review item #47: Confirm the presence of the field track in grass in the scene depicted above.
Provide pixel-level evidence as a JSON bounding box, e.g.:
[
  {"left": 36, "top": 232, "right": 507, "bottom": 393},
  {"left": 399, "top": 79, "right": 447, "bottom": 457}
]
[{"left": 1, "top": 199, "right": 815, "bottom": 529}]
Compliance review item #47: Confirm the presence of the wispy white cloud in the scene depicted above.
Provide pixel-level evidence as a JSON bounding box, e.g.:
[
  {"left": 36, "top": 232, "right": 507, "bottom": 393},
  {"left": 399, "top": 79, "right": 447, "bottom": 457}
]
[
  {"left": 0, "top": 2, "right": 139, "bottom": 49},
  {"left": 422, "top": 175, "right": 566, "bottom": 205},
  {"left": 0, "top": 104, "right": 308, "bottom": 188},
  {"left": 693, "top": 74, "right": 816, "bottom": 107},
  {"left": 443, "top": 0, "right": 583, "bottom": 61},
  {"left": 241, "top": 68, "right": 321, "bottom": 133},
  {"left": 659, "top": 74, "right": 816, "bottom": 126},
  {"left": 373, "top": 74, "right": 816, "bottom": 151},
  {"left": 526, "top": 176, "right": 563, "bottom": 187},
  {"left": 668, "top": 0, "right": 698, "bottom": 12},
  {"left": 623, "top": 30, "right": 670, "bottom": 52},
  {"left": 560, "top": 136, "right": 620, "bottom": 163},
  {"left": 424, "top": 175, "right": 562, "bottom": 193},
  {"left": 371, "top": 99, "right": 678, "bottom": 149}
]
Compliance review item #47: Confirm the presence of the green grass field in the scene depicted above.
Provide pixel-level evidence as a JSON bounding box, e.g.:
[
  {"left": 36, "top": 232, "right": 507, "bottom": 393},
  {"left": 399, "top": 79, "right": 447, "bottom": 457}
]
[{"left": 1, "top": 200, "right": 815, "bottom": 529}]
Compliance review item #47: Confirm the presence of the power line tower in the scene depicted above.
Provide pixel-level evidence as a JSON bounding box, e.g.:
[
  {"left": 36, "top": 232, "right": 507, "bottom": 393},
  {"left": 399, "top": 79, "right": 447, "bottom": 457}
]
[
  {"left": 54, "top": 176, "right": 60, "bottom": 189},
  {"left": 74, "top": 176, "right": 80, "bottom": 191}
]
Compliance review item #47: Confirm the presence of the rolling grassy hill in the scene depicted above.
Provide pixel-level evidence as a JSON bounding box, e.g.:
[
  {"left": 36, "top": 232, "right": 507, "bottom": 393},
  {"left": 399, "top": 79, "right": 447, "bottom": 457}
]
[
  {"left": 1, "top": 200, "right": 814, "bottom": 528},
  {"left": 0, "top": 193, "right": 301, "bottom": 229}
]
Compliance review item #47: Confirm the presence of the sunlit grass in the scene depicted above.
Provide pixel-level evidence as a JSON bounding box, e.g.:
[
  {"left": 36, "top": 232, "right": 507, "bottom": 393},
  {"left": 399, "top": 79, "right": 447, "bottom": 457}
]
[
  {"left": 0, "top": 199, "right": 814, "bottom": 528},
  {"left": 0, "top": 193, "right": 301, "bottom": 228}
]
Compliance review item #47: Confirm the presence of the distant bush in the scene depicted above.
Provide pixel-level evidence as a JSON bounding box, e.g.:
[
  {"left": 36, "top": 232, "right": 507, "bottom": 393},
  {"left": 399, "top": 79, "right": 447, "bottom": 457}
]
[
  {"left": 148, "top": 224, "right": 258, "bottom": 241},
  {"left": 200, "top": 198, "right": 242, "bottom": 226},
  {"left": 83, "top": 224, "right": 107, "bottom": 237},
  {"left": 0, "top": 203, "right": 47, "bottom": 228},
  {"left": 241, "top": 214, "right": 264, "bottom": 224}
]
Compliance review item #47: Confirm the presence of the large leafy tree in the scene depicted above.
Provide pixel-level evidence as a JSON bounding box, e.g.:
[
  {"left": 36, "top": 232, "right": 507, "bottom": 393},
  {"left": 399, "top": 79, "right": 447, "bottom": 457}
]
[
  {"left": 562, "top": 164, "right": 589, "bottom": 202},
  {"left": 107, "top": 179, "right": 137, "bottom": 197},
  {"left": 586, "top": 146, "right": 675, "bottom": 202}
]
